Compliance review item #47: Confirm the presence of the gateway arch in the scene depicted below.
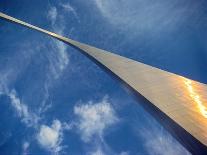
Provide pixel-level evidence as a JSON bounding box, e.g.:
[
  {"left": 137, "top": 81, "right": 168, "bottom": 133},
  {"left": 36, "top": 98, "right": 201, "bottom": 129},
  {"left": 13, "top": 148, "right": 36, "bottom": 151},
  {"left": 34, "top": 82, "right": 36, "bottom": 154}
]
[{"left": 0, "top": 12, "right": 207, "bottom": 154}]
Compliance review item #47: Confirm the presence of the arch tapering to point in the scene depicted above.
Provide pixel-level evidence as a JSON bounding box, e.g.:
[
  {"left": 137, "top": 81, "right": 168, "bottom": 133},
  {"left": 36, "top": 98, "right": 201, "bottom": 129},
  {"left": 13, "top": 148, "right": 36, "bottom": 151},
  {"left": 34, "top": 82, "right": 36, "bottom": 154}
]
[{"left": 1, "top": 12, "right": 207, "bottom": 154}]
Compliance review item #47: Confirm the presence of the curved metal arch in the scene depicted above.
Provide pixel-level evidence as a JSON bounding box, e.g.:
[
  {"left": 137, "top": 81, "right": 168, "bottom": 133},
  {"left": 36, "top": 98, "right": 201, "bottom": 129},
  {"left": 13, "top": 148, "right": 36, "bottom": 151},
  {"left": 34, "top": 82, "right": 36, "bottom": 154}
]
[{"left": 1, "top": 12, "right": 207, "bottom": 154}]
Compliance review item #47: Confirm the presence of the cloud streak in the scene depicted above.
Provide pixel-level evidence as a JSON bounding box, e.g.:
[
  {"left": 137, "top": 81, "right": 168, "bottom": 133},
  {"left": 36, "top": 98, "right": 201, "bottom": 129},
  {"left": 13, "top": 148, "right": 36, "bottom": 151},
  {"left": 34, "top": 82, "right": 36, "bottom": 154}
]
[
  {"left": 4, "top": 89, "right": 39, "bottom": 127},
  {"left": 89, "top": 148, "right": 105, "bottom": 155},
  {"left": 47, "top": 6, "right": 69, "bottom": 80},
  {"left": 60, "top": 2, "right": 80, "bottom": 23},
  {"left": 47, "top": 6, "right": 57, "bottom": 25},
  {"left": 0, "top": 3, "right": 75, "bottom": 154},
  {"left": 22, "top": 141, "right": 30, "bottom": 155},
  {"left": 93, "top": 0, "right": 200, "bottom": 37},
  {"left": 137, "top": 121, "right": 190, "bottom": 155}
]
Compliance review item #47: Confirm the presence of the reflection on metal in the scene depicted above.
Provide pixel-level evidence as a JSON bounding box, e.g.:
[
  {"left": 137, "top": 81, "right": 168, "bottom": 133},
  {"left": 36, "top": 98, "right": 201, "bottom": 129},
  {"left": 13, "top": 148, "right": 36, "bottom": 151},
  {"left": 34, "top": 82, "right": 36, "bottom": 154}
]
[
  {"left": 1, "top": 12, "right": 207, "bottom": 154},
  {"left": 184, "top": 78, "right": 207, "bottom": 118}
]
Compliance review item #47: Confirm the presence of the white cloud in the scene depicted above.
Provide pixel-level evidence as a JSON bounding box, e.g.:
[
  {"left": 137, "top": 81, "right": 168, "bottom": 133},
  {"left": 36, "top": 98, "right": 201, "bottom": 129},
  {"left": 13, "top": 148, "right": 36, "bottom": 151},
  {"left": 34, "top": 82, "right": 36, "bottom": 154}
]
[
  {"left": 0, "top": 5, "right": 71, "bottom": 153},
  {"left": 47, "top": 6, "right": 69, "bottom": 79},
  {"left": 38, "top": 84, "right": 52, "bottom": 114},
  {"left": 89, "top": 148, "right": 105, "bottom": 155},
  {"left": 6, "top": 89, "right": 67, "bottom": 154},
  {"left": 48, "top": 6, "right": 57, "bottom": 25},
  {"left": 120, "top": 151, "right": 129, "bottom": 155},
  {"left": 55, "top": 39, "right": 69, "bottom": 70},
  {"left": 74, "top": 97, "right": 118, "bottom": 142},
  {"left": 62, "top": 122, "right": 74, "bottom": 130},
  {"left": 60, "top": 3, "right": 75, "bottom": 12},
  {"left": 139, "top": 127, "right": 190, "bottom": 155},
  {"left": 0, "top": 44, "right": 35, "bottom": 94},
  {"left": 60, "top": 3, "right": 80, "bottom": 22},
  {"left": 22, "top": 141, "right": 30, "bottom": 155},
  {"left": 0, "top": 71, "right": 11, "bottom": 93},
  {"left": 146, "top": 133, "right": 190, "bottom": 155},
  {"left": 93, "top": 0, "right": 198, "bottom": 37},
  {"left": 37, "top": 120, "right": 63, "bottom": 153},
  {"left": 0, "top": 87, "right": 66, "bottom": 154},
  {"left": 7, "top": 89, "right": 39, "bottom": 127}
]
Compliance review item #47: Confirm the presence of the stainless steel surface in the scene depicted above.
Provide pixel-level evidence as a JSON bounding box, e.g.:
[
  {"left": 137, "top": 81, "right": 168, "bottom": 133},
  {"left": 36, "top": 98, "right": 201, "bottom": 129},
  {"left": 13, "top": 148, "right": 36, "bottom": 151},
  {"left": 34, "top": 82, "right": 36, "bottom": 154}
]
[{"left": 1, "top": 12, "right": 207, "bottom": 152}]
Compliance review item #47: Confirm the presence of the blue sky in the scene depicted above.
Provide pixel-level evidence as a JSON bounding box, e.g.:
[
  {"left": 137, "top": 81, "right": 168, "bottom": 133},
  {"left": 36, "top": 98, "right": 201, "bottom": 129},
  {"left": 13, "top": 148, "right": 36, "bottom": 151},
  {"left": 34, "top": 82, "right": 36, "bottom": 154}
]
[{"left": 0, "top": 0, "right": 207, "bottom": 154}]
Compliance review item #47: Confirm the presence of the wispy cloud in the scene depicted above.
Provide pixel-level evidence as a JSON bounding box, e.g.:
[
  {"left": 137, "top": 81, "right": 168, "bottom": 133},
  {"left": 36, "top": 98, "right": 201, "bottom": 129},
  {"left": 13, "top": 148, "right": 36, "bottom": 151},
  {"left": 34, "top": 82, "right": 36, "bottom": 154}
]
[
  {"left": 37, "top": 119, "right": 63, "bottom": 154},
  {"left": 47, "top": 6, "right": 69, "bottom": 80},
  {"left": 137, "top": 122, "right": 190, "bottom": 155},
  {"left": 119, "top": 151, "right": 130, "bottom": 155},
  {"left": 144, "top": 130, "right": 191, "bottom": 155},
  {"left": 22, "top": 141, "right": 30, "bottom": 155},
  {"left": 47, "top": 6, "right": 57, "bottom": 25},
  {"left": 0, "top": 4, "right": 72, "bottom": 154},
  {"left": 93, "top": 0, "right": 200, "bottom": 37},
  {"left": 5, "top": 89, "right": 39, "bottom": 127},
  {"left": 0, "top": 84, "right": 68, "bottom": 154},
  {"left": 89, "top": 148, "right": 105, "bottom": 155},
  {"left": 47, "top": 2, "right": 80, "bottom": 79},
  {"left": 0, "top": 43, "right": 36, "bottom": 94},
  {"left": 74, "top": 96, "right": 118, "bottom": 142},
  {"left": 60, "top": 2, "right": 80, "bottom": 23}
]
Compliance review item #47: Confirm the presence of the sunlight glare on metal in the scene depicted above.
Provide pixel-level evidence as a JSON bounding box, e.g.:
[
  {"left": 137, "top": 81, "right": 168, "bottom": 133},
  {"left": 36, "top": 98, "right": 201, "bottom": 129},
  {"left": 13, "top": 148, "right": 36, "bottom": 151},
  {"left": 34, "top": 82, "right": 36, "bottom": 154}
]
[{"left": 184, "top": 78, "right": 207, "bottom": 118}]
